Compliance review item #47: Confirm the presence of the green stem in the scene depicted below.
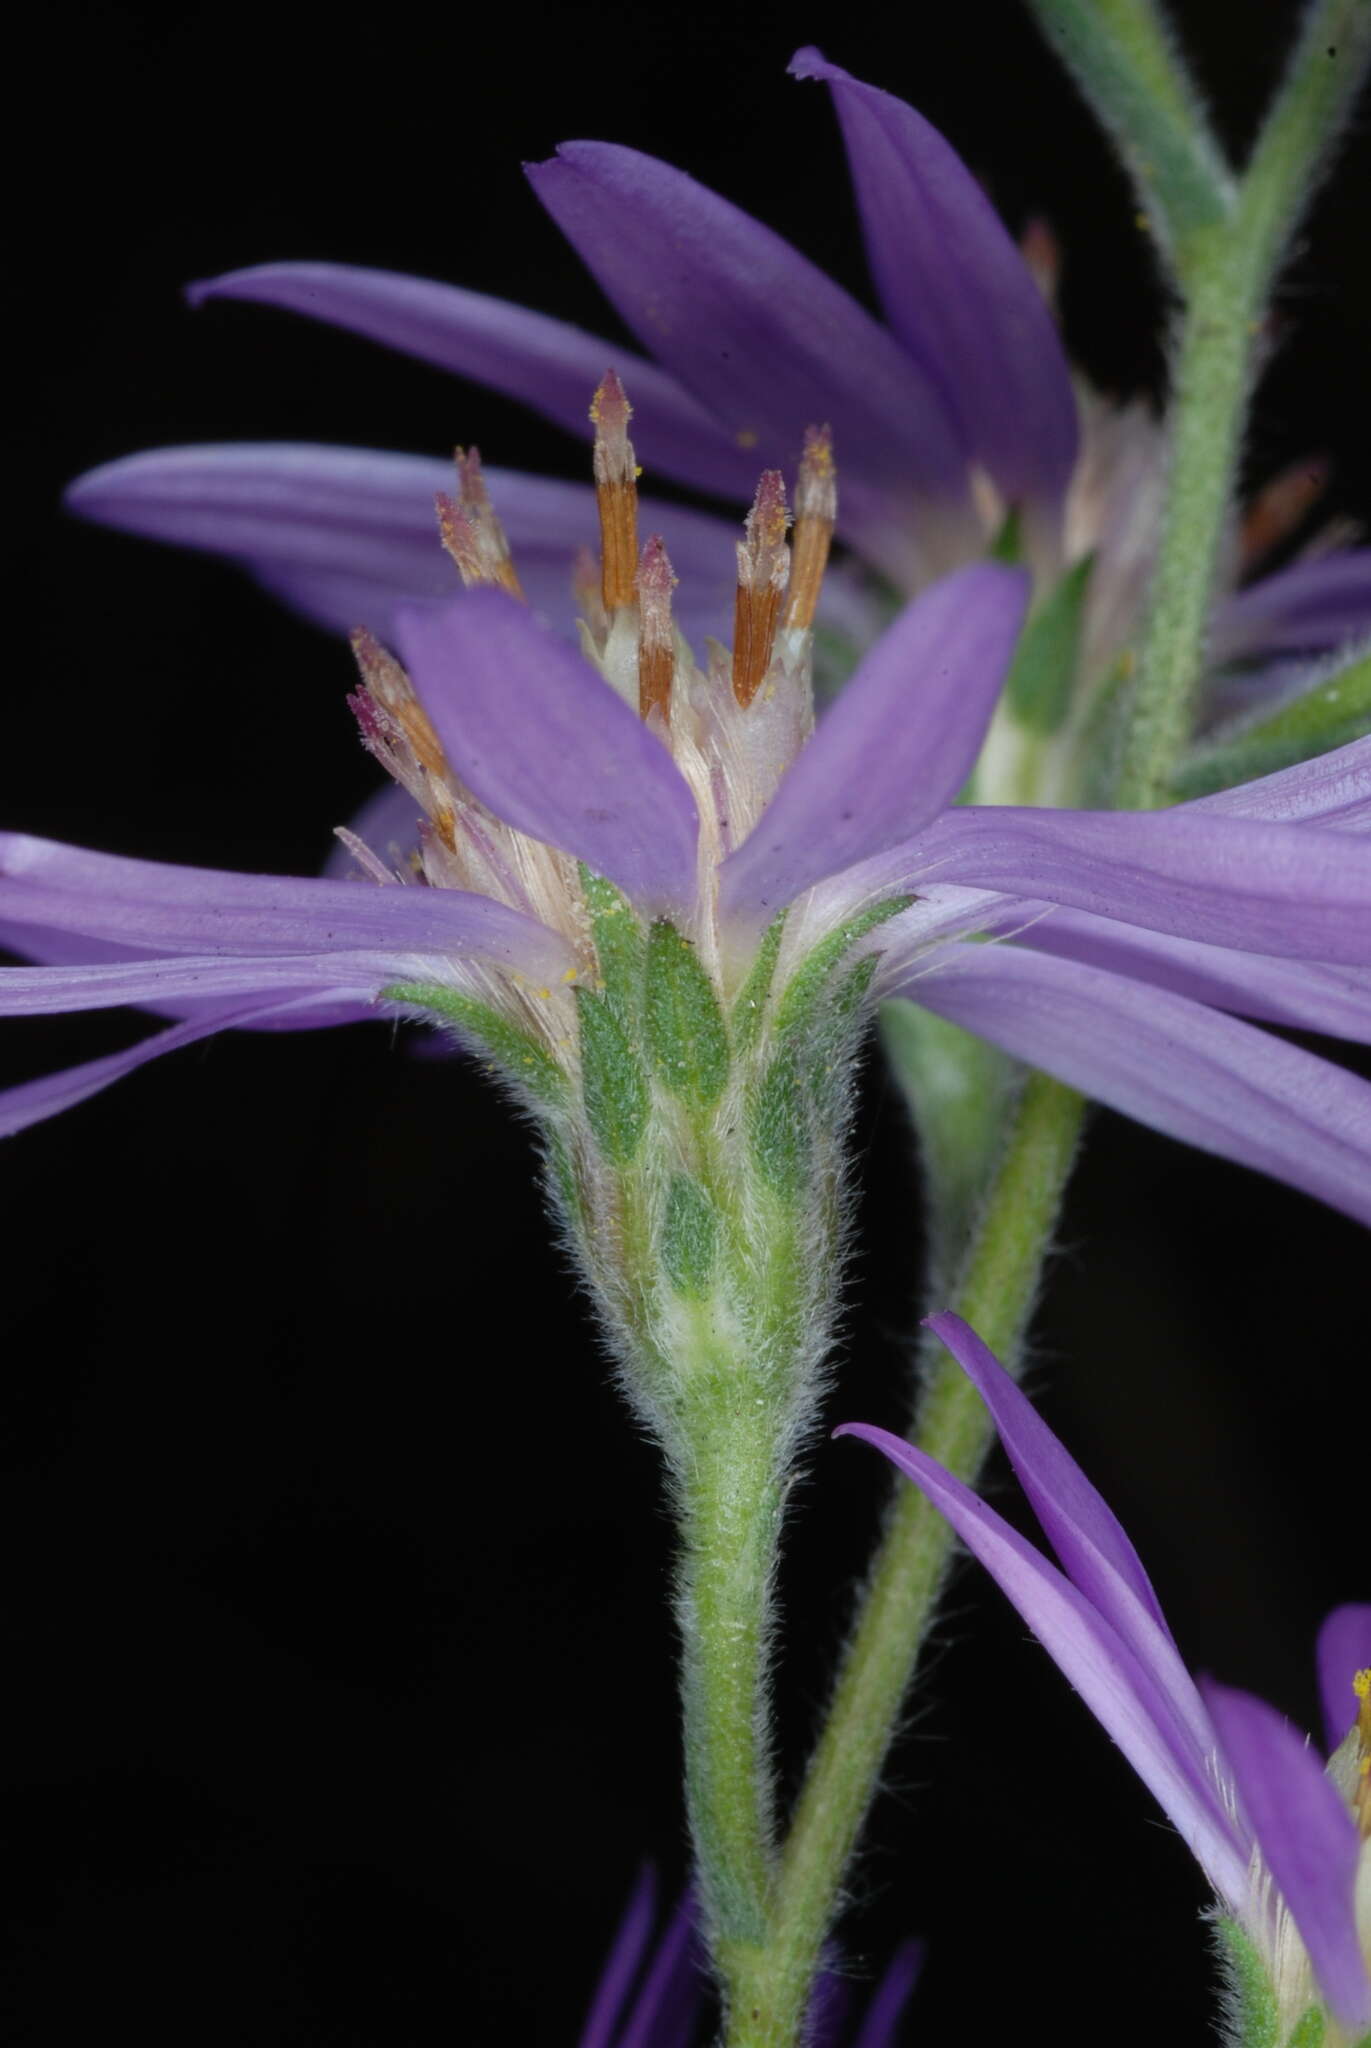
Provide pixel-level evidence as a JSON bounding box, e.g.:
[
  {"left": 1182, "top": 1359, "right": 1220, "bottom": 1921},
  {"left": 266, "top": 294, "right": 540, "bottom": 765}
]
[
  {"left": 725, "top": 1074, "right": 1084, "bottom": 2046},
  {"left": 1022, "top": 0, "right": 1232, "bottom": 247},
  {"left": 677, "top": 1359, "right": 781, "bottom": 1968}
]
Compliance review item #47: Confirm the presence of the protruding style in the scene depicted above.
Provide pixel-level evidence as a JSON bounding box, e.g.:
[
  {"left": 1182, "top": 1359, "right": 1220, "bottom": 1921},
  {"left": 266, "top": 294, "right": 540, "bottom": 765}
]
[
  {"left": 732, "top": 470, "right": 790, "bottom": 707},
  {"left": 636, "top": 536, "right": 677, "bottom": 724},
  {"left": 591, "top": 369, "right": 640, "bottom": 614},
  {"left": 436, "top": 447, "right": 525, "bottom": 598},
  {"left": 784, "top": 427, "right": 836, "bottom": 633}
]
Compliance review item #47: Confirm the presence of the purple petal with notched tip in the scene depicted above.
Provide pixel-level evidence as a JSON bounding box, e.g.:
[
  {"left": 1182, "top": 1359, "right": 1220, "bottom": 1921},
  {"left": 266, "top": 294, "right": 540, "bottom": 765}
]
[
  {"left": 834, "top": 1421, "right": 1249, "bottom": 1906},
  {"left": 0, "top": 833, "right": 574, "bottom": 978},
  {"left": 0, "top": 993, "right": 374, "bottom": 1138},
  {"left": 851, "top": 1940, "right": 924, "bottom": 2048},
  {"left": 720, "top": 565, "right": 1028, "bottom": 926},
  {"left": 1202, "top": 1678, "right": 1371, "bottom": 2034},
  {"left": 580, "top": 1867, "right": 659, "bottom": 2048},
  {"left": 1190, "top": 734, "right": 1370, "bottom": 830},
  {"left": 903, "top": 941, "right": 1371, "bottom": 1222},
  {"left": 791, "top": 49, "right": 1076, "bottom": 509},
  {"left": 1316, "top": 1605, "right": 1371, "bottom": 1754},
  {"left": 527, "top": 141, "right": 978, "bottom": 568},
  {"left": 393, "top": 588, "right": 699, "bottom": 915},
  {"left": 900, "top": 803, "right": 1371, "bottom": 962},
  {"left": 65, "top": 442, "right": 746, "bottom": 648},
  {"left": 1017, "top": 909, "right": 1371, "bottom": 1043},
  {"left": 187, "top": 261, "right": 756, "bottom": 505},
  {"left": 1212, "top": 549, "right": 1371, "bottom": 661}
]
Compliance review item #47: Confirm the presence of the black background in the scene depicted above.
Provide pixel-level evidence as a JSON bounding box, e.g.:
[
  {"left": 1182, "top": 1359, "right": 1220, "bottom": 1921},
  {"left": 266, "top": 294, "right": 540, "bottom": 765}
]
[{"left": 6, "top": 2, "right": 1368, "bottom": 2040}]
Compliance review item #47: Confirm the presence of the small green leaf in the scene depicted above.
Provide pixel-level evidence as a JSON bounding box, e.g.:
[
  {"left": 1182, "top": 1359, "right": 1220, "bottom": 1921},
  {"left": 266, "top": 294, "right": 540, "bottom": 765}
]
[
  {"left": 581, "top": 867, "right": 646, "bottom": 1022},
  {"left": 1285, "top": 2005, "right": 1327, "bottom": 2048},
  {"left": 1005, "top": 553, "right": 1094, "bottom": 736},
  {"left": 809, "top": 955, "right": 878, "bottom": 1108},
  {"left": 750, "top": 1045, "right": 809, "bottom": 1197},
  {"left": 731, "top": 912, "right": 788, "bottom": 1052},
  {"left": 645, "top": 921, "right": 731, "bottom": 1109},
  {"left": 774, "top": 897, "right": 910, "bottom": 1044},
  {"left": 661, "top": 1175, "right": 719, "bottom": 1297},
  {"left": 383, "top": 983, "right": 566, "bottom": 1107},
  {"left": 1173, "top": 648, "right": 1371, "bottom": 800},
  {"left": 576, "top": 988, "right": 649, "bottom": 1164}
]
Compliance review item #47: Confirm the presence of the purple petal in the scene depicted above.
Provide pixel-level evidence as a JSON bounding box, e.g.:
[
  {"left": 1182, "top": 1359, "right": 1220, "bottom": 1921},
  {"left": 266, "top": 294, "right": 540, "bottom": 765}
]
[
  {"left": 527, "top": 141, "right": 980, "bottom": 578},
  {"left": 720, "top": 565, "right": 1028, "bottom": 927},
  {"left": 903, "top": 941, "right": 1371, "bottom": 1223},
  {"left": 1316, "top": 1605, "right": 1371, "bottom": 1754},
  {"left": 902, "top": 804, "right": 1371, "bottom": 962},
  {"left": 580, "top": 1867, "right": 659, "bottom": 2048},
  {"left": 1190, "top": 735, "right": 1370, "bottom": 831},
  {"left": 1212, "top": 550, "right": 1371, "bottom": 662},
  {"left": 0, "top": 993, "right": 367, "bottom": 1138},
  {"left": 0, "top": 953, "right": 410, "bottom": 1014},
  {"left": 65, "top": 442, "right": 744, "bottom": 647},
  {"left": 1017, "top": 910, "right": 1371, "bottom": 1043},
  {"left": 791, "top": 49, "right": 1076, "bottom": 509},
  {"left": 187, "top": 261, "right": 754, "bottom": 504},
  {"left": 1202, "top": 1678, "right": 1370, "bottom": 2034},
  {"left": 834, "top": 1422, "right": 1249, "bottom": 1904},
  {"left": 851, "top": 1940, "right": 925, "bottom": 2048},
  {"left": 392, "top": 589, "right": 699, "bottom": 915},
  {"left": 922, "top": 1313, "right": 1221, "bottom": 1772},
  {"left": 0, "top": 833, "right": 574, "bottom": 979},
  {"left": 618, "top": 1890, "right": 701, "bottom": 2048}
]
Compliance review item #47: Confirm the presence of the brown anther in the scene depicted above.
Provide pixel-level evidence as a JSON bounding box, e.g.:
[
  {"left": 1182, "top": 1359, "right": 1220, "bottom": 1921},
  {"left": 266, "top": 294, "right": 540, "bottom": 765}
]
[
  {"left": 784, "top": 426, "right": 836, "bottom": 632},
  {"left": 1240, "top": 455, "right": 1330, "bottom": 569},
  {"left": 591, "top": 370, "right": 640, "bottom": 613},
  {"left": 436, "top": 448, "right": 524, "bottom": 597},
  {"left": 349, "top": 627, "right": 449, "bottom": 781},
  {"left": 636, "top": 535, "right": 677, "bottom": 723},
  {"left": 732, "top": 470, "right": 790, "bottom": 706}
]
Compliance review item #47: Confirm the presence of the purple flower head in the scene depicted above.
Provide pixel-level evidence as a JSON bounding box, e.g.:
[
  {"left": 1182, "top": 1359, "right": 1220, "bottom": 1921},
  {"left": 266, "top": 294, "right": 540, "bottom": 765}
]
[
  {"left": 582, "top": 1868, "right": 922, "bottom": 2048},
  {"left": 64, "top": 54, "right": 1370, "bottom": 693},
  {"left": 838, "top": 1317, "right": 1371, "bottom": 2042},
  {"left": 10, "top": 406, "right": 1371, "bottom": 1231}
]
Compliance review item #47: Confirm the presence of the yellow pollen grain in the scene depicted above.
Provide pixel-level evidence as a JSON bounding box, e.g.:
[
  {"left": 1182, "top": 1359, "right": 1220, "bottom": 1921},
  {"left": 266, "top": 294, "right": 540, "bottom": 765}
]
[
  {"left": 1352, "top": 1670, "right": 1369, "bottom": 1699},
  {"left": 736, "top": 429, "right": 759, "bottom": 449}
]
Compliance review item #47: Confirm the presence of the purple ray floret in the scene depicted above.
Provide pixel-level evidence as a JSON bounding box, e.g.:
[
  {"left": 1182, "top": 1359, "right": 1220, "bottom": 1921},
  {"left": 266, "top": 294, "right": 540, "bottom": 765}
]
[{"left": 837, "top": 1317, "right": 1371, "bottom": 2035}]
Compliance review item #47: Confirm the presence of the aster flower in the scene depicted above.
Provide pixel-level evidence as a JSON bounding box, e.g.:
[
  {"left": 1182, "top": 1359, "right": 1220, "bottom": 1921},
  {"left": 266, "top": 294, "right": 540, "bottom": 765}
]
[
  {"left": 64, "top": 49, "right": 1371, "bottom": 750},
  {"left": 582, "top": 1868, "right": 922, "bottom": 2048},
  {"left": 839, "top": 1315, "right": 1371, "bottom": 2046},
  {"left": 7, "top": 411, "right": 1371, "bottom": 1230}
]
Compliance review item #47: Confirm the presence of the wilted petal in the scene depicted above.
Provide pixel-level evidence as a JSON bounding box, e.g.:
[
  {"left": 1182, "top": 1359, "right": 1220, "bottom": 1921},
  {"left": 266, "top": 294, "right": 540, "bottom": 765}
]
[
  {"left": 1317, "top": 1605, "right": 1371, "bottom": 1754},
  {"left": 1201, "top": 1679, "right": 1371, "bottom": 2035},
  {"left": 0, "top": 833, "right": 574, "bottom": 978},
  {"left": 1191, "top": 734, "right": 1370, "bottom": 831},
  {"left": 791, "top": 49, "right": 1076, "bottom": 509},
  {"left": 187, "top": 261, "right": 752, "bottom": 503},
  {"left": 902, "top": 804, "right": 1371, "bottom": 962},
  {"left": 527, "top": 141, "right": 978, "bottom": 573},
  {"left": 0, "top": 994, "right": 371, "bottom": 1138},
  {"left": 720, "top": 565, "right": 1028, "bottom": 926},
  {"left": 393, "top": 589, "right": 699, "bottom": 915},
  {"left": 1213, "top": 550, "right": 1371, "bottom": 662},
  {"left": 65, "top": 442, "right": 744, "bottom": 648},
  {"left": 1017, "top": 910, "right": 1371, "bottom": 1044},
  {"left": 903, "top": 941, "right": 1371, "bottom": 1223},
  {"left": 834, "top": 1421, "right": 1249, "bottom": 1905}
]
